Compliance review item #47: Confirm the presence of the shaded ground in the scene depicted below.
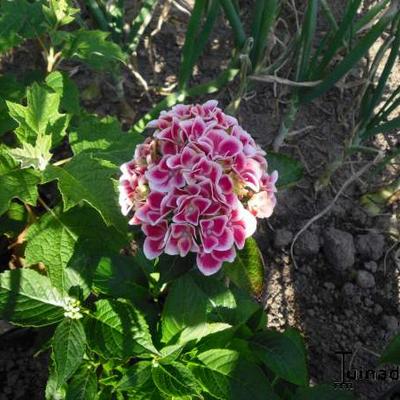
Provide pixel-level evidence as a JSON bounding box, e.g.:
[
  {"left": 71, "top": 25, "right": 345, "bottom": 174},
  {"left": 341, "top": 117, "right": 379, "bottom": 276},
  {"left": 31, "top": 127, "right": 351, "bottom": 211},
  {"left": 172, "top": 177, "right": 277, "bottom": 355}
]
[{"left": 0, "top": 1, "right": 399, "bottom": 399}]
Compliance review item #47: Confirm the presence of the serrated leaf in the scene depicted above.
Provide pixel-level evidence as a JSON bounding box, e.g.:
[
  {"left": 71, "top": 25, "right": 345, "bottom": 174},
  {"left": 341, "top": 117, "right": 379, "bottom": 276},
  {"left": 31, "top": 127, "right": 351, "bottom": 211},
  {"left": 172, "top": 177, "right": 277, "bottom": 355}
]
[
  {"left": 44, "top": 154, "right": 126, "bottom": 231},
  {"left": 25, "top": 205, "right": 125, "bottom": 295},
  {"left": 380, "top": 334, "right": 400, "bottom": 365},
  {"left": 0, "top": 201, "right": 27, "bottom": 237},
  {"left": 0, "top": 73, "right": 24, "bottom": 135},
  {"left": 46, "top": 360, "right": 67, "bottom": 400},
  {"left": 250, "top": 329, "right": 308, "bottom": 386},
  {"left": 267, "top": 152, "right": 303, "bottom": 188},
  {"left": 0, "top": 0, "right": 46, "bottom": 53},
  {"left": 224, "top": 237, "right": 264, "bottom": 296},
  {"left": 152, "top": 361, "right": 202, "bottom": 398},
  {"left": 118, "top": 361, "right": 155, "bottom": 397},
  {"left": 62, "top": 30, "right": 126, "bottom": 70},
  {"left": 52, "top": 318, "right": 86, "bottom": 388},
  {"left": 9, "top": 133, "right": 52, "bottom": 170},
  {"left": 45, "top": 71, "right": 80, "bottom": 114},
  {"left": 0, "top": 148, "right": 40, "bottom": 216},
  {"left": 85, "top": 299, "right": 157, "bottom": 360},
  {"left": 70, "top": 114, "right": 143, "bottom": 165},
  {"left": 93, "top": 255, "right": 148, "bottom": 303},
  {"left": 0, "top": 269, "right": 65, "bottom": 327},
  {"left": 66, "top": 365, "right": 97, "bottom": 400},
  {"left": 161, "top": 274, "right": 208, "bottom": 344},
  {"left": 191, "top": 349, "right": 279, "bottom": 400},
  {"left": 6, "top": 82, "right": 68, "bottom": 145},
  {"left": 42, "top": 0, "right": 78, "bottom": 27}
]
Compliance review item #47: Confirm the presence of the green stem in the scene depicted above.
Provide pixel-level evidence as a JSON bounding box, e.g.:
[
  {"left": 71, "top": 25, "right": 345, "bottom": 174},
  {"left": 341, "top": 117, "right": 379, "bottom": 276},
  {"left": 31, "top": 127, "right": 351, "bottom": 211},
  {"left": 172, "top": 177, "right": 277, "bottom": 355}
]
[{"left": 85, "top": 0, "right": 109, "bottom": 32}]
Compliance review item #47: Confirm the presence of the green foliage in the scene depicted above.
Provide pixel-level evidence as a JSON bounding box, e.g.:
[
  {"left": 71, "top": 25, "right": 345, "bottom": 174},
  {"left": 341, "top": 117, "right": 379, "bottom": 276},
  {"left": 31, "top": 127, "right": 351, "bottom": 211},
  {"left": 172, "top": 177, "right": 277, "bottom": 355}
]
[
  {"left": 52, "top": 318, "right": 86, "bottom": 387},
  {"left": 380, "top": 334, "right": 400, "bottom": 365},
  {"left": 267, "top": 152, "right": 304, "bottom": 188},
  {"left": 224, "top": 237, "right": 265, "bottom": 296},
  {"left": 0, "top": 269, "right": 65, "bottom": 326}
]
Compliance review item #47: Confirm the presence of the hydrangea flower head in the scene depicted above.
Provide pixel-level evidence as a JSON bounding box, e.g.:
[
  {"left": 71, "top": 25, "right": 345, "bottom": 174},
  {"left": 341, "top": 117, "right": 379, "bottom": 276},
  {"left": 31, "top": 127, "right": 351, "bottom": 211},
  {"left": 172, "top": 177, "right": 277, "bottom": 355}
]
[{"left": 119, "top": 101, "right": 278, "bottom": 275}]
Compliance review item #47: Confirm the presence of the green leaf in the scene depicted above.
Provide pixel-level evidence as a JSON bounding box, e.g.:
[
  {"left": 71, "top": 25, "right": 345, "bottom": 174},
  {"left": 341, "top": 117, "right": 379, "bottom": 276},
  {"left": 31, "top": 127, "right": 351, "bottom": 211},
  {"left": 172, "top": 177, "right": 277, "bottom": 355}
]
[
  {"left": 161, "top": 274, "right": 208, "bottom": 344},
  {"left": 93, "top": 255, "right": 149, "bottom": 303},
  {"left": 25, "top": 205, "right": 125, "bottom": 294},
  {"left": 191, "top": 349, "right": 279, "bottom": 400},
  {"left": 0, "top": 201, "right": 27, "bottom": 237},
  {"left": 52, "top": 318, "right": 86, "bottom": 388},
  {"left": 293, "top": 384, "right": 355, "bottom": 399},
  {"left": 152, "top": 361, "right": 202, "bottom": 398},
  {"left": 267, "top": 152, "right": 303, "bottom": 188},
  {"left": 0, "top": 0, "right": 46, "bottom": 53},
  {"left": 69, "top": 114, "right": 143, "bottom": 165},
  {"left": 250, "top": 329, "right": 308, "bottom": 386},
  {"left": 9, "top": 133, "right": 52, "bottom": 171},
  {"left": 45, "top": 71, "right": 80, "bottom": 114},
  {"left": 380, "top": 334, "right": 400, "bottom": 365},
  {"left": 6, "top": 82, "right": 68, "bottom": 145},
  {"left": 0, "top": 148, "right": 40, "bottom": 216},
  {"left": 85, "top": 299, "right": 157, "bottom": 360},
  {"left": 0, "top": 73, "right": 24, "bottom": 135},
  {"left": 42, "top": 0, "right": 78, "bottom": 28},
  {"left": 66, "top": 365, "right": 97, "bottom": 400},
  {"left": 224, "top": 237, "right": 264, "bottom": 296},
  {"left": 157, "top": 254, "right": 195, "bottom": 284},
  {"left": 62, "top": 30, "right": 126, "bottom": 70},
  {"left": 46, "top": 361, "right": 67, "bottom": 400},
  {"left": 0, "top": 269, "right": 65, "bottom": 327},
  {"left": 44, "top": 154, "right": 126, "bottom": 231},
  {"left": 118, "top": 361, "right": 156, "bottom": 397}
]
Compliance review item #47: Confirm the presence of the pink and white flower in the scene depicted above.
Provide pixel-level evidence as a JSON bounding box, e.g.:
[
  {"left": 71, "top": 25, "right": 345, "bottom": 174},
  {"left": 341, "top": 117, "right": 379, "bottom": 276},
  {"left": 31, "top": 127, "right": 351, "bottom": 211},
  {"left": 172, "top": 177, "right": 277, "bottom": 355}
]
[{"left": 119, "top": 101, "right": 278, "bottom": 275}]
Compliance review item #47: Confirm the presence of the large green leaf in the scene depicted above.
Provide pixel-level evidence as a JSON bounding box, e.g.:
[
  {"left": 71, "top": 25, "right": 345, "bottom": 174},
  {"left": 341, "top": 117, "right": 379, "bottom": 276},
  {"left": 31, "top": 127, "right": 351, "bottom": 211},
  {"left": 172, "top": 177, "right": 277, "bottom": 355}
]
[
  {"left": 191, "top": 349, "right": 279, "bottom": 400},
  {"left": 25, "top": 205, "right": 125, "bottom": 294},
  {"left": 152, "top": 361, "right": 202, "bottom": 398},
  {"left": 0, "top": 0, "right": 46, "bottom": 53},
  {"left": 267, "top": 152, "right": 303, "bottom": 188},
  {"left": 44, "top": 154, "right": 126, "bottom": 231},
  {"left": 52, "top": 318, "right": 86, "bottom": 388},
  {"left": 45, "top": 71, "right": 80, "bottom": 115},
  {"left": 85, "top": 299, "right": 157, "bottom": 360},
  {"left": 380, "top": 334, "right": 400, "bottom": 365},
  {"left": 0, "top": 148, "right": 40, "bottom": 216},
  {"left": 93, "top": 255, "right": 148, "bottom": 304},
  {"left": 62, "top": 30, "right": 126, "bottom": 70},
  {"left": 70, "top": 114, "right": 143, "bottom": 166},
  {"left": 6, "top": 82, "right": 68, "bottom": 145},
  {"left": 118, "top": 361, "right": 160, "bottom": 399},
  {"left": 0, "top": 73, "right": 24, "bottom": 135},
  {"left": 250, "top": 329, "right": 308, "bottom": 386},
  {"left": 65, "top": 365, "right": 97, "bottom": 400},
  {"left": 161, "top": 274, "right": 208, "bottom": 344},
  {"left": 224, "top": 237, "right": 264, "bottom": 296},
  {"left": 0, "top": 269, "right": 65, "bottom": 327}
]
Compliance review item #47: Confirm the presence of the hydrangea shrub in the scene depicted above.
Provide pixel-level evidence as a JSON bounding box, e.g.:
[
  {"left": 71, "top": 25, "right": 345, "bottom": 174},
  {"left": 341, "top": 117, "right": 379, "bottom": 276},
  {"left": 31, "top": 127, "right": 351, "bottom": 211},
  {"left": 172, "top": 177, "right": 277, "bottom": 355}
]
[{"left": 119, "top": 100, "right": 278, "bottom": 275}]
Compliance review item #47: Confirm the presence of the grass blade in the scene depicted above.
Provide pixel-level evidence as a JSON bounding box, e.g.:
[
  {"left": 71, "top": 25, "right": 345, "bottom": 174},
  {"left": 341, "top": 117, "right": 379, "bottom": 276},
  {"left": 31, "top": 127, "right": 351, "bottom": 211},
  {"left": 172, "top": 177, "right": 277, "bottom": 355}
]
[
  {"left": 362, "top": 116, "right": 400, "bottom": 139},
  {"left": 85, "top": 0, "right": 110, "bottom": 32},
  {"left": 312, "top": 0, "right": 362, "bottom": 78},
  {"left": 295, "top": 0, "right": 319, "bottom": 81},
  {"left": 354, "top": 0, "right": 390, "bottom": 32},
  {"left": 320, "top": 0, "right": 338, "bottom": 31},
  {"left": 178, "top": 0, "right": 209, "bottom": 91},
  {"left": 219, "top": 0, "right": 246, "bottom": 49},
  {"left": 250, "top": 0, "right": 278, "bottom": 70},
  {"left": 361, "top": 16, "right": 400, "bottom": 121},
  {"left": 127, "top": 0, "right": 159, "bottom": 54},
  {"left": 300, "top": 13, "right": 394, "bottom": 104}
]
